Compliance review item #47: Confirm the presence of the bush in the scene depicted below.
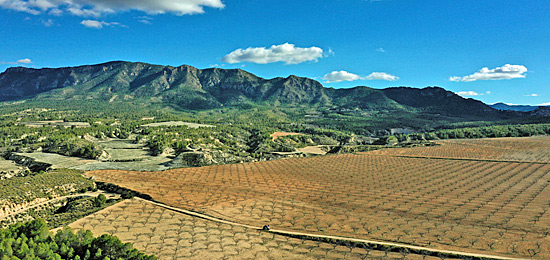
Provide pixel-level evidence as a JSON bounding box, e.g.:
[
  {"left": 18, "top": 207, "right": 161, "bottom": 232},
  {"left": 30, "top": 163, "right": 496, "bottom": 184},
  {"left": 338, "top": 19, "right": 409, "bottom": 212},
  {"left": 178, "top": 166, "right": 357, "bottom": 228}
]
[
  {"left": 0, "top": 219, "right": 156, "bottom": 260},
  {"left": 93, "top": 194, "right": 107, "bottom": 207}
]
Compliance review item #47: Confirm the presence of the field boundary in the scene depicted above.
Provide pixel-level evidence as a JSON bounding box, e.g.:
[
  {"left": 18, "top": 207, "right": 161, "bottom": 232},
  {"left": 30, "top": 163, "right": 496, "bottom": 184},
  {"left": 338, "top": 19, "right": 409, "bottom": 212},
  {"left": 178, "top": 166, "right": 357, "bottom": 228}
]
[
  {"left": 0, "top": 191, "right": 113, "bottom": 221},
  {"left": 135, "top": 197, "right": 529, "bottom": 260},
  {"left": 368, "top": 154, "right": 550, "bottom": 165}
]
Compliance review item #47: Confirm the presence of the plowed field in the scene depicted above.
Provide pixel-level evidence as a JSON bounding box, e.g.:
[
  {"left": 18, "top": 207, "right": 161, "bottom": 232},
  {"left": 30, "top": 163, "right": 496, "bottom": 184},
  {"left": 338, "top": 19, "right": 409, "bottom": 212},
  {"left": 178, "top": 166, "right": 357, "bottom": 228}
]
[
  {"left": 367, "top": 136, "right": 550, "bottom": 163},
  {"left": 70, "top": 198, "right": 459, "bottom": 259},
  {"left": 87, "top": 136, "right": 550, "bottom": 259}
]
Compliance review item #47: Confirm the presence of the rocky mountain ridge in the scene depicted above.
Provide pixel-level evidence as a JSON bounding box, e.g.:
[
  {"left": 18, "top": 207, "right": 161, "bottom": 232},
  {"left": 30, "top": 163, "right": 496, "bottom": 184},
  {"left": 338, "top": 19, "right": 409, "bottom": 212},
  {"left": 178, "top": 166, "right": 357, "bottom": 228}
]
[{"left": 0, "top": 61, "right": 506, "bottom": 118}]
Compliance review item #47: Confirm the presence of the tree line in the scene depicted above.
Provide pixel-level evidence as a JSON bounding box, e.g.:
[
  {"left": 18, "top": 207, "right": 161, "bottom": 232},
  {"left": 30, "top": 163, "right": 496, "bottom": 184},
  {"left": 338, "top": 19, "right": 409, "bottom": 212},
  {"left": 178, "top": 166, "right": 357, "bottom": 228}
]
[
  {"left": 0, "top": 219, "right": 156, "bottom": 260},
  {"left": 395, "top": 123, "right": 550, "bottom": 142}
]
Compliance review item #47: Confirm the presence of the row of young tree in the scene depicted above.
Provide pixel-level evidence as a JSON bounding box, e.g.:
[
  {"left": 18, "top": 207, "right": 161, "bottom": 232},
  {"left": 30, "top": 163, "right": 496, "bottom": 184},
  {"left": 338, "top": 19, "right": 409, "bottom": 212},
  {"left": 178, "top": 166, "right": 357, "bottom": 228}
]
[
  {"left": 395, "top": 123, "right": 550, "bottom": 142},
  {"left": 0, "top": 219, "right": 155, "bottom": 260}
]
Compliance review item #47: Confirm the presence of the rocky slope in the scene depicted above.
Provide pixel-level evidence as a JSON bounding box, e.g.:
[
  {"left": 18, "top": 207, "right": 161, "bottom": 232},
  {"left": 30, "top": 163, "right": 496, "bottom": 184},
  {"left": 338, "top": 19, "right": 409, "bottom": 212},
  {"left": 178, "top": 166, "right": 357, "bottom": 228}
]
[{"left": 0, "top": 61, "right": 508, "bottom": 119}]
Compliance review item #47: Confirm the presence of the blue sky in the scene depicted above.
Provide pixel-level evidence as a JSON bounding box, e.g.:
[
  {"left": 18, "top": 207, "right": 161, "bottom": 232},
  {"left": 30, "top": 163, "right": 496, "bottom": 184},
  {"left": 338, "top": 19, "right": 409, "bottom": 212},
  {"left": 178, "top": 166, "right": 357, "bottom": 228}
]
[{"left": 1, "top": 0, "right": 549, "bottom": 105}]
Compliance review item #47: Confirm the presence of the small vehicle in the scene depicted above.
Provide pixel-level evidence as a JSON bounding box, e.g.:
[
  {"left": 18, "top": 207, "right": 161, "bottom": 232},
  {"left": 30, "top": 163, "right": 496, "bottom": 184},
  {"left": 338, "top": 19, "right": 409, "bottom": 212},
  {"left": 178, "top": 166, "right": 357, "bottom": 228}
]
[{"left": 262, "top": 225, "right": 270, "bottom": 231}]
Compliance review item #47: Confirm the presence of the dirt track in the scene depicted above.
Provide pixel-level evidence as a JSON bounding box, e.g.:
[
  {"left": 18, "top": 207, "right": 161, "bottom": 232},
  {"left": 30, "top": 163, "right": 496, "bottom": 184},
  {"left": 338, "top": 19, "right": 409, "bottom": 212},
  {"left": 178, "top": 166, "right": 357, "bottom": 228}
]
[
  {"left": 0, "top": 191, "right": 118, "bottom": 221},
  {"left": 137, "top": 197, "right": 528, "bottom": 260}
]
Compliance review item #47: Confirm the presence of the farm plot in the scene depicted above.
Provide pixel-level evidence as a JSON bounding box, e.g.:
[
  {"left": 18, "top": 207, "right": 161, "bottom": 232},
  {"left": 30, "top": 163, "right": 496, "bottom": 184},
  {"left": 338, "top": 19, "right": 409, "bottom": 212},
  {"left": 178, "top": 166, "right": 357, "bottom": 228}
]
[
  {"left": 88, "top": 150, "right": 550, "bottom": 259},
  {"left": 368, "top": 136, "right": 550, "bottom": 163},
  {"left": 97, "top": 139, "right": 152, "bottom": 162},
  {"left": 18, "top": 120, "right": 90, "bottom": 128},
  {"left": 141, "top": 121, "right": 214, "bottom": 128},
  {"left": 270, "top": 132, "right": 302, "bottom": 141},
  {"left": 16, "top": 152, "right": 95, "bottom": 169},
  {"left": 13, "top": 137, "right": 174, "bottom": 171},
  {"left": 68, "top": 198, "right": 454, "bottom": 260},
  {"left": 0, "top": 157, "right": 22, "bottom": 176}
]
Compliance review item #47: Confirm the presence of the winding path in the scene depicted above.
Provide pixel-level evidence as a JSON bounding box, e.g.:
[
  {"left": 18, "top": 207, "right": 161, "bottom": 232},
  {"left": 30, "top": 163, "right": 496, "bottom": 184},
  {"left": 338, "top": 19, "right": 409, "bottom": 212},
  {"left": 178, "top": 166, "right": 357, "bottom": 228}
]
[{"left": 0, "top": 191, "right": 115, "bottom": 221}]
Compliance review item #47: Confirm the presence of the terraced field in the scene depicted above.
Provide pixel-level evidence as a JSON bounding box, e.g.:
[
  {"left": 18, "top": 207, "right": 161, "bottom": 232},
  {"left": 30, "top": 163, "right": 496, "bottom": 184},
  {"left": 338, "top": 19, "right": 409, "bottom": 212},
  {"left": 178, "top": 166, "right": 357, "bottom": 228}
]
[
  {"left": 86, "top": 136, "right": 550, "bottom": 259},
  {"left": 70, "top": 198, "right": 463, "bottom": 260},
  {"left": 15, "top": 138, "right": 173, "bottom": 171},
  {"left": 141, "top": 121, "right": 214, "bottom": 128}
]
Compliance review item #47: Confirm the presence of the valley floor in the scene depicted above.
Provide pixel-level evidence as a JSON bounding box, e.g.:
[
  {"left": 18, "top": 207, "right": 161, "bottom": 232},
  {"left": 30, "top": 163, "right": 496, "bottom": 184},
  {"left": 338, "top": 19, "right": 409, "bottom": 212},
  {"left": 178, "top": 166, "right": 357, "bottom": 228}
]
[{"left": 83, "top": 136, "right": 550, "bottom": 259}]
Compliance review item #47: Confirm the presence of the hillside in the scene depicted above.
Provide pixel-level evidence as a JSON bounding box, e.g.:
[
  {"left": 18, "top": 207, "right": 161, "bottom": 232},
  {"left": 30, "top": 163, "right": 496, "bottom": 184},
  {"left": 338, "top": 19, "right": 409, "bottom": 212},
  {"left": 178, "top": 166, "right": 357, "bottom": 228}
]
[
  {"left": 490, "top": 102, "right": 541, "bottom": 112},
  {"left": 0, "top": 61, "right": 524, "bottom": 131},
  {"left": 0, "top": 61, "right": 332, "bottom": 108}
]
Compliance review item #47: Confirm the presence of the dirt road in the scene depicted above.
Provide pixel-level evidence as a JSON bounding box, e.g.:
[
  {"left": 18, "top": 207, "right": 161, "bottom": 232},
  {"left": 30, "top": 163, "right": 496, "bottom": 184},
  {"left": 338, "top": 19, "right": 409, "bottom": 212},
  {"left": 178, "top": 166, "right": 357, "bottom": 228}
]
[
  {"left": 0, "top": 191, "right": 118, "bottom": 221},
  {"left": 136, "top": 197, "right": 529, "bottom": 260}
]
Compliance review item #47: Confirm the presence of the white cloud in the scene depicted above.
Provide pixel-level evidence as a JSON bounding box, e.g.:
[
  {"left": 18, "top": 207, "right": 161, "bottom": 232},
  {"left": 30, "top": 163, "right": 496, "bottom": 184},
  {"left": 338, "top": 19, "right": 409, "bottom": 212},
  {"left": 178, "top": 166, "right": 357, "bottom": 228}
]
[
  {"left": 136, "top": 16, "right": 152, "bottom": 24},
  {"left": 0, "top": 58, "right": 33, "bottom": 65},
  {"left": 375, "top": 48, "right": 386, "bottom": 53},
  {"left": 0, "top": 0, "right": 224, "bottom": 16},
  {"left": 80, "top": 19, "right": 125, "bottom": 28},
  {"left": 0, "top": 0, "right": 41, "bottom": 14},
  {"left": 48, "top": 8, "right": 62, "bottom": 15},
  {"left": 322, "top": 70, "right": 399, "bottom": 83},
  {"left": 81, "top": 19, "right": 106, "bottom": 28},
  {"left": 41, "top": 18, "right": 54, "bottom": 26},
  {"left": 221, "top": 43, "right": 324, "bottom": 65},
  {"left": 538, "top": 102, "right": 550, "bottom": 106},
  {"left": 450, "top": 64, "right": 528, "bottom": 82},
  {"left": 525, "top": 93, "right": 539, "bottom": 97},
  {"left": 455, "top": 91, "right": 484, "bottom": 97},
  {"left": 322, "top": 71, "right": 360, "bottom": 83},
  {"left": 16, "top": 58, "right": 32, "bottom": 64},
  {"left": 364, "top": 72, "right": 399, "bottom": 81}
]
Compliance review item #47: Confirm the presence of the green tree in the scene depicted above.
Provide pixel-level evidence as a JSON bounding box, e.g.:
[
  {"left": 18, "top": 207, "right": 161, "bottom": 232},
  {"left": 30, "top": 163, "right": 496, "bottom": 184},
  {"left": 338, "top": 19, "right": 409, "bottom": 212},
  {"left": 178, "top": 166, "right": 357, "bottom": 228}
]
[{"left": 93, "top": 194, "right": 107, "bottom": 207}]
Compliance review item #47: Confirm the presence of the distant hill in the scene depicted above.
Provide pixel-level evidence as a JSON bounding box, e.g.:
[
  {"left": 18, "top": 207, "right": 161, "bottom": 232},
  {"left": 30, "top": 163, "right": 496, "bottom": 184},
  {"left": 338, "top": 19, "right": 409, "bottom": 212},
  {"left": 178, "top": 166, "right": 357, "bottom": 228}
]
[
  {"left": 0, "top": 61, "right": 513, "bottom": 122},
  {"left": 0, "top": 61, "right": 332, "bottom": 109},
  {"left": 382, "top": 87, "right": 496, "bottom": 116},
  {"left": 530, "top": 106, "right": 550, "bottom": 117},
  {"left": 490, "top": 102, "right": 541, "bottom": 112}
]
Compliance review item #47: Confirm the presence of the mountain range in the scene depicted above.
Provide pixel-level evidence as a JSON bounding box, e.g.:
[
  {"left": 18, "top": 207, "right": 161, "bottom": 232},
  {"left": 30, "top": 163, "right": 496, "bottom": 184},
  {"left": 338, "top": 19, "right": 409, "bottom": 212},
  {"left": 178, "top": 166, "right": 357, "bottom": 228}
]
[
  {"left": 489, "top": 102, "right": 544, "bottom": 112},
  {"left": 0, "top": 61, "right": 503, "bottom": 113}
]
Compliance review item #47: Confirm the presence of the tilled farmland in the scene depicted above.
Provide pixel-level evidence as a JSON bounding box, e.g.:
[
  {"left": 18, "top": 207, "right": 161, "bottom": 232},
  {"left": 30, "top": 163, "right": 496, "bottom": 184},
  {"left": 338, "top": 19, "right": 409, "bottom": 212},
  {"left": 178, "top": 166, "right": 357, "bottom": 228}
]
[{"left": 86, "top": 137, "right": 550, "bottom": 259}]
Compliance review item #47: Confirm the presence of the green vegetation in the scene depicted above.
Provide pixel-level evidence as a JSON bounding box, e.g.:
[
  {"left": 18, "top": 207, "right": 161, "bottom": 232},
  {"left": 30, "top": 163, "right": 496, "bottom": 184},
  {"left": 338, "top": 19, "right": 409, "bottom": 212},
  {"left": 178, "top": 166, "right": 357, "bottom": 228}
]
[
  {"left": 1, "top": 99, "right": 549, "bottom": 168},
  {"left": 1, "top": 61, "right": 543, "bottom": 136},
  {"left": 397, "top": 123, "right": 550, "bottom": 141},
  {"left": 28, "top": 195, "right": 120, "bottom": 228},
  {"left": 0, "top": 169, "right": 109, "bottom": 229},
  {"left": 43, "top": 137, "right": 102, "bottom": 159},
  {"left": 0, "top": 169, "right": 95, "bottom": 205},
  {"left": 0, "top": 219, "right": 156, "bottom": 260},
  {"left": 0, "top": 61, "right": 549, "bottom": 259}
]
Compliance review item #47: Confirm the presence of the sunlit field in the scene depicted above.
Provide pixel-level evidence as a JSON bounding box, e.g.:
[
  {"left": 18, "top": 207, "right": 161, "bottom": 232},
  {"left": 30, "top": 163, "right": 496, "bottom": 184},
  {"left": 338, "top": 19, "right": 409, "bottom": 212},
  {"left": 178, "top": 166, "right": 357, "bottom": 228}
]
[{"left": 87, "top": 137, "right": 550, "bottom": 259}]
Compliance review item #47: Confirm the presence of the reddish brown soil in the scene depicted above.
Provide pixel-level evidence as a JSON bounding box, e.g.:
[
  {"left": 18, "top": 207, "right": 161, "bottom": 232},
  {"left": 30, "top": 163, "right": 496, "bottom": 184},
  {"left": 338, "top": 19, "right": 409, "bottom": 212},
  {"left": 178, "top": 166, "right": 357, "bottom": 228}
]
[
  {"left": 270, "top": 132, "right": 302, "bottom": 141},
  {"left": 368, "top": 136, "right": 550, "bottom": 163},
  {"left": 71, "top": 199, "right": 463, "bottom": 260},
  {"left": 87, "top": 137, "right": 550, "bottom": 259}
]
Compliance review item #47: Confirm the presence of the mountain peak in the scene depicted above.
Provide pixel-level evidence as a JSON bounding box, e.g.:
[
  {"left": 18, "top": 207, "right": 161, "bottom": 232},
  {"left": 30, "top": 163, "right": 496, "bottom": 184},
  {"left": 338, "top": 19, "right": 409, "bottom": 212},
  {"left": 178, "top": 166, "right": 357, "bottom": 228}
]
[
  {"left": 0, "top": 61, "right": 508, "bottom": 120},
  {"left": 490, "top": 102, "right": 539, "bottom": 112}
]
